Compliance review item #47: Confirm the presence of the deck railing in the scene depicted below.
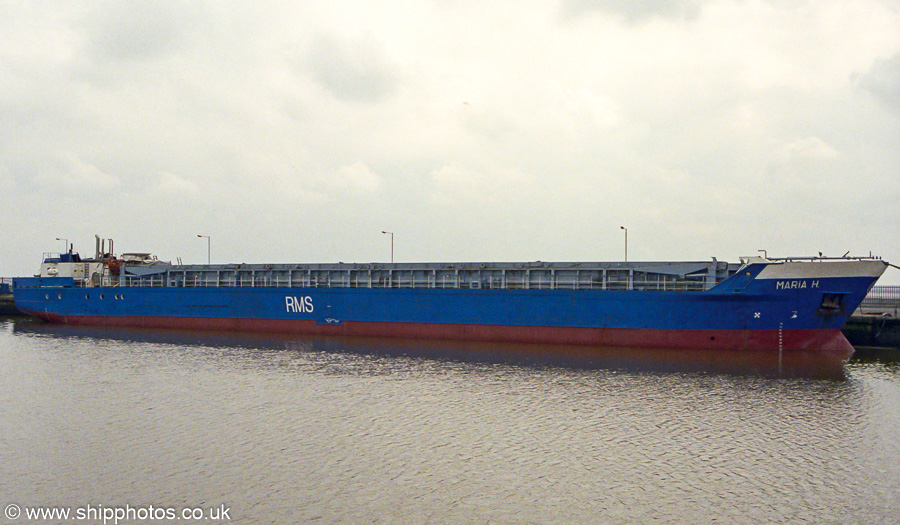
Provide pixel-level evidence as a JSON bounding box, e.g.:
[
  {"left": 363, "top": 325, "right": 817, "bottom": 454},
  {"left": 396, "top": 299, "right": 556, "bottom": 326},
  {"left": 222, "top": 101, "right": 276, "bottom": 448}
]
[
  {"left": 84, "top": 272, "right": 715, "bottom": 292},
  {"left": 18, "top": 271, "right": 895, "bottom": 298}
]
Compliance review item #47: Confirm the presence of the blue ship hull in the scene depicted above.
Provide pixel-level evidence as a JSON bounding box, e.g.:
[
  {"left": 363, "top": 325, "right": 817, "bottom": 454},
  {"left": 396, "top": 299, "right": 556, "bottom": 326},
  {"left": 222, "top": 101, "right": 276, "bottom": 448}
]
[{"left": 13, "top": 257, "right": 888, "bottom": 353}]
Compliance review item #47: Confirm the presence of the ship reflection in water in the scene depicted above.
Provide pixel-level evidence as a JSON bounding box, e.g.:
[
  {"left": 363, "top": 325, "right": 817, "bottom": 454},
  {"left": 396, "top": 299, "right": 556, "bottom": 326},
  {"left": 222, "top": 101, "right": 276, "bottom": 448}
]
[
  {"left": 4, "top": 317, "right": 899, "bottom": 524},
  {"left": 11, "top": 320, "right": 850, "bottom": 380}
]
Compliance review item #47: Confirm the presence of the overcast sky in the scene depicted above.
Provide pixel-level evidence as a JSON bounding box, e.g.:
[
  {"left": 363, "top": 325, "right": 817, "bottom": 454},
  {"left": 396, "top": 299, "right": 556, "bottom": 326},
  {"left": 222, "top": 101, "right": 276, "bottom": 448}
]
[{"left": 2, "top": 0, "right": 898, "bottom": 284}]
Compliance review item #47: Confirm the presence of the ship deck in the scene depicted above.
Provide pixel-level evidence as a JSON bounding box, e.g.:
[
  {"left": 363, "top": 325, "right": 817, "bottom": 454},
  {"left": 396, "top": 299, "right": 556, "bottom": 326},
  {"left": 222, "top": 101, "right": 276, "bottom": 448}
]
[{"left": 104, "top": 260, "right": 743, "bottom": 292}]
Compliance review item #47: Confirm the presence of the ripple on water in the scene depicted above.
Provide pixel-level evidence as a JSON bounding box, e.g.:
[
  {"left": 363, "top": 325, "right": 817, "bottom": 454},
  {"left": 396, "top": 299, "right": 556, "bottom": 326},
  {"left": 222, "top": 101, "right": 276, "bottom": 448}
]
[{"left": 0, "top": 319, "right": 898, "bottom": 523}]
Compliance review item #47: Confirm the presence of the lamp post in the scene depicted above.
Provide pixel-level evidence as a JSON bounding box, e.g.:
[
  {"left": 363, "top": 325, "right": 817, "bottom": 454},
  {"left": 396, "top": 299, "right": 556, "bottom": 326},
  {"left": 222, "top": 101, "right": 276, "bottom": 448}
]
[
  {"left": 197, "top": 235, "right": 210, "bottom": 264},
  {"left": 55, "top": 237, "right": 68, "bottom": 254},
  {"left": 381, "top": 231, "right": 394, "bottom": 263},
  {"left": 620, "top": 226, "right": 627, "bottom": 262}
]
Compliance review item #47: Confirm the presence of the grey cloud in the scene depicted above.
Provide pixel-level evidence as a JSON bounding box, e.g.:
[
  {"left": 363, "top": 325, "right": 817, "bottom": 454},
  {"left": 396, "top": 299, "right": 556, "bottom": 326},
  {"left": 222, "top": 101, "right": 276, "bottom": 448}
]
[
  {"left": 562, "top": 0, "right": 703, "bottom": 23},
  {"left": 83, "top": 2, "right": 203, "bottom": 61},
  {"left": 859, "top": 53, "right": 900, "bottom": 113},
  {"left": 305, "top": 34, "right": 400, "bottom": 104}
]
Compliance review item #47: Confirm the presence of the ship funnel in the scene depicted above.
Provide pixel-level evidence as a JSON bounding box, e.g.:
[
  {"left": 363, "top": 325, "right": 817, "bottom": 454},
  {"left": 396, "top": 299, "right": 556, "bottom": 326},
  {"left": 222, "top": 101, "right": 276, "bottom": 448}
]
[{"left": 95, "top": 234, "right": 100, "bottom": 259}]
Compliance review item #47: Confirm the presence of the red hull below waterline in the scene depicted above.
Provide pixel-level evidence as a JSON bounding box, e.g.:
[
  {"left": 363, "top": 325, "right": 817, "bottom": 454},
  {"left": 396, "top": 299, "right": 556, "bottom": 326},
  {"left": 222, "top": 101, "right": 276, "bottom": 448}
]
[{"left": 26, "top": 311, "right": 855, "bottom": 358}]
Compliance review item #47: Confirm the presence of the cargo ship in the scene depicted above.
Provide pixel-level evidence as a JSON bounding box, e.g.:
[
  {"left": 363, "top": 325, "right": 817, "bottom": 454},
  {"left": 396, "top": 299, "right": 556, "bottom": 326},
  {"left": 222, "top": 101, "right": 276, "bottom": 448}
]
[{"left": 12, "top": 237, "right": 889, "bottom": 354}]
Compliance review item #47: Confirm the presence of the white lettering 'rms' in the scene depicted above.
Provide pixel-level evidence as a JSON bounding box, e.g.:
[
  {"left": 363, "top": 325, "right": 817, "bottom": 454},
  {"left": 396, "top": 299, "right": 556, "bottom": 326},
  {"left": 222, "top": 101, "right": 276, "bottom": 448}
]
[{"left": 285, "top": 296, "right": 314, "bottom": 313}]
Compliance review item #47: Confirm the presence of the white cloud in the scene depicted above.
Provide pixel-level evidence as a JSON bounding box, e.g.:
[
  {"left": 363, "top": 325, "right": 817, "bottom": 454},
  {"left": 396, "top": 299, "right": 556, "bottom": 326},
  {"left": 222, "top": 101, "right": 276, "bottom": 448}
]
[
  {"left": 33, "top": 151, "right": 120, "bottom": 191},
  {"left": 780, "top": 137, "right": 840, "bottom": 161},
  {"left": 154, "top": 172, "right": 199, "bottom": 194},
  {"left": 327, "top": 161, "right": 384, "bottom": 193}
]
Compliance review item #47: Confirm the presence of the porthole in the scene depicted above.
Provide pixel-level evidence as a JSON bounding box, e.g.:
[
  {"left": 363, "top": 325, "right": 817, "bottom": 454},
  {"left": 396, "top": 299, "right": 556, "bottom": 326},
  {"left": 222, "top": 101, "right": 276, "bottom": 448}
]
[
  {"left": 58, "top": 294, "right": 62, "bottom": 300},
  {"left": 45, "top": 294, "right": 49, "bottom": 299},
  {"left": 85, "top": 294, "right": 89, "bottom": 300},
  {"left": 99, "top": 294, "right": 104, "bottom": 300}
]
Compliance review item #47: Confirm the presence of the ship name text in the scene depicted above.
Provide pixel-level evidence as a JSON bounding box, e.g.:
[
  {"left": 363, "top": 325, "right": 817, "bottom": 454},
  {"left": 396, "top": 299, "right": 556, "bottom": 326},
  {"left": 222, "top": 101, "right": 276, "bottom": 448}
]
[{"left": 775, "top": 280, "right": 820, "bottom": 290}]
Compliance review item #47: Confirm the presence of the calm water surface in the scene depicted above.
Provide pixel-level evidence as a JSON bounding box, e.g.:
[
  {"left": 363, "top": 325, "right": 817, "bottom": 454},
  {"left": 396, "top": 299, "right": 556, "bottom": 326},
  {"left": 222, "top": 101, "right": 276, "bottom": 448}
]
[{"left": 1, "top": 317, "right": 898, "bottom": 524}]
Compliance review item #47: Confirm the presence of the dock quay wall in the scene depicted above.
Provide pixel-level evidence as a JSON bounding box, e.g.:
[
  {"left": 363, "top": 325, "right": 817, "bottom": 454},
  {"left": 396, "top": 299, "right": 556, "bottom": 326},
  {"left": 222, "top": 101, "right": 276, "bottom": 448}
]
[{"left": 0, "top": 278, "right": 21, "bottom": 316}]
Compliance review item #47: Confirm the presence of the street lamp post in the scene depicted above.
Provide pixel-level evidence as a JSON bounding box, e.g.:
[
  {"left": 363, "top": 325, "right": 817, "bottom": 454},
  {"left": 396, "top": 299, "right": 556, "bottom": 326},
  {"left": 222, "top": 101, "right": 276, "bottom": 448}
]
[
  {"left": 55, "top": 237, "right": 68, "bottom": 254},
  {"left": 197, "top": 235, "right": 210, "bottom": 264},
  {"left": 381, "top": 231, "right": 394, "bottom": 263},
  {"left": 620, "top": 226, "right": 627, "bottom": 262}
]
